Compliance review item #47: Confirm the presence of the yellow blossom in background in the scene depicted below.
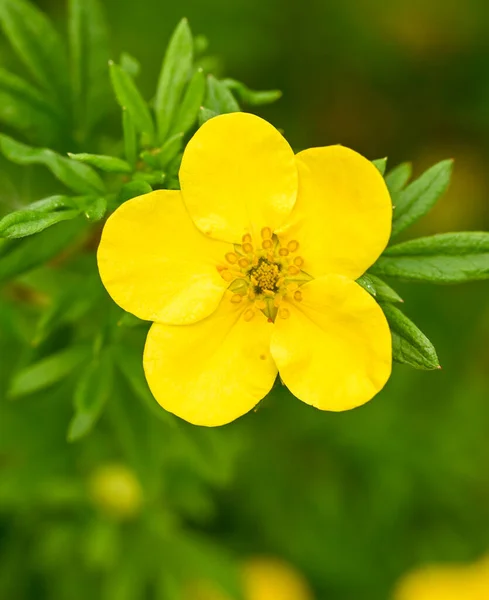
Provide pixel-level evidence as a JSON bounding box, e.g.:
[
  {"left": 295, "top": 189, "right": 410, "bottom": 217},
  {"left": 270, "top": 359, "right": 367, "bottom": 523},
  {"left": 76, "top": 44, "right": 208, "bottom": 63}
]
[
  {"left": 98, "top": 112, "right": 393, "bottom": 426},
  {"left": 393, "top": 555, "right": 489, "bottom": 600},
  {"left": 88, "top": 464, "right": 142, "bottom": 520},
  {"left": 188, "top": 556, "right": 314, "bottom": 600}
]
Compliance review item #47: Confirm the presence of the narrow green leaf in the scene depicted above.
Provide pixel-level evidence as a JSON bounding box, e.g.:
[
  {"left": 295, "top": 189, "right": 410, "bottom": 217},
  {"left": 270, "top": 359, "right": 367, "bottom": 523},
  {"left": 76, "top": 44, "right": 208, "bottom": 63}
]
[
  {"left": 83, "top": 197, "right": 107, "bottom": 221},
  {"left": 117, "top": 180, "right": 152, "bottom": 204},
  {"left": 385, "top": 162, "right": 412, "bottom": 196},
  {"left": 169, "top": 67, "right": 205, "bottom": 136},
  {"left": 68, "top": 0, "right": 111, "bottom": 133},
  {"left": 221, "top": 78, "right": 282, "bottom": 106},
  {"left": 381, "top": 303, "right": 440, "bottom": 370},
  {"left": 0, "top": 67, "right": 60, "bottom": 142},
  {"left": 0, "top": 0, "right": 69, "bottom": 102},
  {"left": 0, "top": 220, "right": 83, "bottom": 283},
  {"left": 132, "top": 171, "right": 165, "bottom": 186},
  {"left": 155, "top": 18, "right": 193, "bottom": 143},
  {"left": 205, "top": 75, "right": 240, "bottom": 114},
  {"left": 120, "top": 52, "right": 140, "bottom": 78},
  {"left": 0, "top": 134, "right": 105, "bottom": 194},
  {"left": 9, "top": 345, "right": 89, "bottom": 398},
  {"left": 198, "top": 107, "right": 218, "bottom": 126},
  {"left": 372, "top": 232, "right": 489, "bottom": 283},
  {"left": 158, "top": 132, "right": 184, "bottom": 168},
  {"left": 68, "top": 153, "right": 131, "bottom": 173},
  {"left": 357, "top": 273, "right": 403, "bottom": 303},
  {"left": 0, "top": 208, "right": 80, "bottom": 239},
  {"left": 372, "top": 158, "right": 387, "bottom": 175},
  {"left": 391, "top": 160, "right": 453, "bottom": 238},
  {"left": 109, "top": 61, "right": 155, "bottom": 139},
  {"left": 122, "top": 108, "right": 137, "bottom": 167},
  {"left": 67, "top": 352, "right": 113, "bottom": 442}
]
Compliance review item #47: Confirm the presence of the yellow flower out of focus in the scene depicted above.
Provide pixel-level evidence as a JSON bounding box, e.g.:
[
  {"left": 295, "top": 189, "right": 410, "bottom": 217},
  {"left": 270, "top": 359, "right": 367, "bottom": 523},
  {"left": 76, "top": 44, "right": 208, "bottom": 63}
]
[
  {"left": 393, "top": 556, "right": 489, "bottom": 600},
  {"left": 188, "top": 556, "right": 314, "bottom": 600},
  {"left": 88, "top": 464, "right": 142, "bottom": 520},
  {"left": 98, "top": 112, "right": 393, "bottom": 426}
]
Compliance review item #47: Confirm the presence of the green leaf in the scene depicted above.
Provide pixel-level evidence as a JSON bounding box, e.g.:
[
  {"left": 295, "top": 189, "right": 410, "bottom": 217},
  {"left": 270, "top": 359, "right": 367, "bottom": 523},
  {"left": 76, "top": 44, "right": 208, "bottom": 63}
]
[
  {"left": 0, "top": 134, "right": 105, "bottom": 194},
  {"left": 67, "top": 352, "right": 114, "bottom": 442},
  {"left": 8, "top": 345, "right": 89, "bottom": 398},
  {"left": 0, "top": 0, "right": 70, "bottom": 102},
  {"left": 0, "top": 67, "right": 61, "bottom": 143},
  {"left": 68, "top": 0, "right": 111, "bottom": 133},
  {"left": 385, "top": 162, "right": 412, "bottom": 196},
  {"left": 357, "top": 273, "right": 403, "bottom": 303},
  {"left": 221, "top": 78, "right": 282, "bottom": 106},
  {"left": 155, "top": 18, "right": 193, "bottom": 143},
  {"left": 83, "top": 196, "right": 107, "bottom": 221},
  {"left": 356, "top": 274, "right": 376, "bottom": 296},
  {"left": 109, "top": 61, "right": 155, "bottom": 139},
  {"left": 372, "top": 158, "right": 387, "bottom": 175},
  {"left": 117, "top": 180, "right": 152, "bottom": 204},
  {"left": 169, "top": 67, "right": 205, "bottom": 137},
  {"left": 0, "top": 208, "right": 80, "bottom": 239},
  {"left": 205, "top": 75, "right": 240, "bottom": 114},
  {"left": 198, "top": 107, "right": 218, "bottom": 126},
  {"left": 0, "top": 220, "right": 83, "bottom": 283},
  {"left": 391, "top": 160, "right": 453, "bottom": 238},
  {"left": 372, "top": 232, "right": 489, "bottom": 283},
  {"left": 120, "top": 52, "right": 141, "bottom": 78},
  {"left": 122, "top": 108, "right": 137, "bottom": 167},
  {"left": 158, "top": 132, "right": 184, "bottom": 168},
  {"left": 68, "top": 153, "right": 132, "bottom": 173},
  {"left": 381, "top": 303, "right": 440, "bottom": 370}
]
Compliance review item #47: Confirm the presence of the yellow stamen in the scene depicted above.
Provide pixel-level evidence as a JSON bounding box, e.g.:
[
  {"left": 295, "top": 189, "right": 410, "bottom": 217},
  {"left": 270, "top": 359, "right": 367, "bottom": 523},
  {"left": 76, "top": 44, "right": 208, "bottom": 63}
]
[
  {"left": 279, "top": 248, "right": 289, "bottom": 257},
  {"left": 221, "top": 270, "right": 235, "bottom": 282},
  {"left": 262, "top": 239, "right": 273, "bottom": 250},
  {"left": 244, "top": 308, "right": 255, "bottom": 322},
  {"left": 261, "top": 227, "right": 272, "bottom": 239},
  {"left": 287, "top": 240, "right": 299, "bottom": 252},
  {"left": 225, "top": 252, "right": 238, "bottom": 264},
  {"left": 231, "top": 294, "right": 242, "bottom": 304},
  {"left": 286, "top": 282, "right": 299, "bottom": 292},
  {"left": 273, "top": 295, "right": 283, "bottom": 307},
  {"left": 242, "top": 242, "right": 253, "bottom": 254},
  {"left": 242, "top": 233, "right": 252, "bottom": 244},
  {"left": 279, "top": 308, "right": 290, "bottom": 319},
  {"left": 255, "top": 299, "right": 266, "bottom": 310},
  {"left": 293, "top": 256, "right": 304, "bottom": 267},
  {"left": 248, "top": 289, "right": 256, "bottom": 301},
  {"left": 288, "top": 265, "right": 300, "bottom": 275},
  {"left": 238, "top": 257, "right": 250, "bottom": 268},
  {"left": 294, "top": 290, "right": 303, "bottom": 302}
]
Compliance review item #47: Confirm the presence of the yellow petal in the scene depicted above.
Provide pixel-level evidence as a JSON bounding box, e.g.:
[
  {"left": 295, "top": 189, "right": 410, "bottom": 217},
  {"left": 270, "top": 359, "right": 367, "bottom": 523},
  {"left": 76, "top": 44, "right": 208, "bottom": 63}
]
[
  {"left": 277, "top": 146, "right": 392, "bottom": 279},
  {"left": 97, "top": 190, "right": 230, "bottom": 324},
  {"left": 179, "top": 112, "right": 298, "bottom": 244},
  {"left": 143, "top": 293, "right": 277, "bottom": 426},
  {"left": 270, "top": 275, "right": 391, "bottom": 411}
]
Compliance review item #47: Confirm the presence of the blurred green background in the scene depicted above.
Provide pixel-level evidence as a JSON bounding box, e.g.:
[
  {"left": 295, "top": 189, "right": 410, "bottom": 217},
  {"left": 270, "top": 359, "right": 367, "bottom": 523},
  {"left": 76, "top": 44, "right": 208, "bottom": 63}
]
[{"left": 1, "top": 1, "right": 489, "bottom": 599}]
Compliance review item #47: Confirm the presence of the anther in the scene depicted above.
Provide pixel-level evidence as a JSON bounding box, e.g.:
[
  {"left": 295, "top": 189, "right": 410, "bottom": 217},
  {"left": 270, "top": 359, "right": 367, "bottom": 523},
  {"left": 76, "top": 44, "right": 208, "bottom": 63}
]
[
  {"left": 279, "top": 248, "right": 289, "bottom": 256},
  {"left": 231, "top": 294, "right": 242, "bottom": 304},
  {"left": 248, "top": 290, "right": 256, "bottom": 301},
  {"left": 273, "top": 295, "right": 283, "bottom": 307},
  {"left": 261, "top": 227, "right": 272, "bottom": 239},
  {"left": 238, "top": 257, "right": 250, "bottom": 268},
  {"left": 294, "top": 290, "right": 303, "bottom": 302},
  {"left": 242, "top": 233, "right": 252, "bottom": 244},
  {"left": 221, "top": 270, "right": 235, "bottom": 282},
  {"left": 255, "top": 299, "right": 266, "bottom": 310},
  {"left": 279, "top": 308, "right": 290, "bottom": 319},
  {"left": 225, "top": 252, "right": 238, "bottom": 264},
  {"left": 244, "top": 309, "right": 255, "bottom": 322},
  {"left": 287, "top": 240, "right": 299, "bottom": 252},
  {"left": 286, "top": 282, "right": 299, "bottom": 292},
  {"left": 288, "top": 265, "right": 300, "bottom": 275},
  {"left": 262, "top": 239, "right": 273, "bottom": 249},
  {"left": 263, "top": 290, "right": 275, "bottom": 297},
  {"left": 242, "top": 242, "right": 253, "bottom": 254},
  {"left": 293, "top": 256, "right": 304, "bottom": 268}
]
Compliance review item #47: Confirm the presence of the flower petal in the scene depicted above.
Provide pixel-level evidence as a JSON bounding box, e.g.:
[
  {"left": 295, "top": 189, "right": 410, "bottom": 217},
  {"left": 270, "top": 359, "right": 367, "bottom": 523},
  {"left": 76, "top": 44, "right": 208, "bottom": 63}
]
[
  {"left": 271, "top": 275, "right": 392, "bottom": 411},
  {"left": 97, "top": 190, "right": 230, "bottom": 324},
  {"left": 143, "top": 293, "right": 278, "bottom": 426},
  {"left": 179, "top": 112, "right": 298, "bottom": 244},
  {"left": 278, "top": 146, "right": 392, "bottom": 279}
]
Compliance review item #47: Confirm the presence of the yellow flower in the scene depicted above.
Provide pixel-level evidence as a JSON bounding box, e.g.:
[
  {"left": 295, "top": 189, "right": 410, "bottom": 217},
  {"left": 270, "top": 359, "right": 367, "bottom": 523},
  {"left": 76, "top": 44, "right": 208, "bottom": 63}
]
[
  {"left": 88, "top": 464, "right": 142, "bottom": 520},
  {"left": 98, "top": 112, "right": 392, "bottom": 426},
  {"left": 393, "top": 556, "right": 489, "bottom": 600}
]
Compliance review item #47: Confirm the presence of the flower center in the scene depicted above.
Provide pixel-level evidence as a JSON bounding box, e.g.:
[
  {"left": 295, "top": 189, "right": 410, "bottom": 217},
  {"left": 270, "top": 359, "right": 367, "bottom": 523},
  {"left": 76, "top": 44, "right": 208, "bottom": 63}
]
[{"left": 217, "top": 227, "right": 313, "bottom": 321}]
